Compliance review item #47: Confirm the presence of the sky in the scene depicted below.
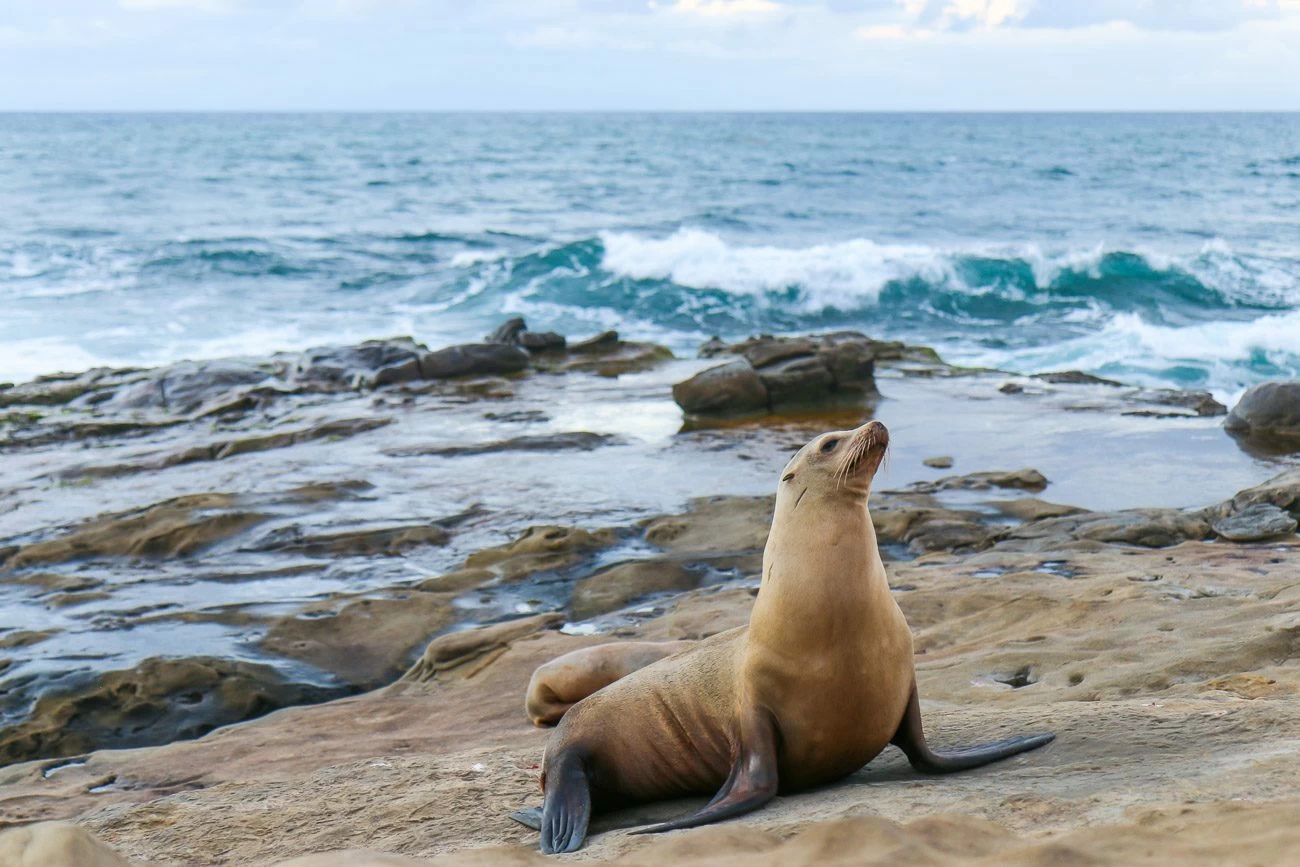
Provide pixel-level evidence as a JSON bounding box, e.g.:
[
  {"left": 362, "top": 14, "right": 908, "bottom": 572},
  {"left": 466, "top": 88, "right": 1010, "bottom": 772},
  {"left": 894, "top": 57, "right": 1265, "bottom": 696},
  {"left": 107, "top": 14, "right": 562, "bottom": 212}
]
[{"left": 2, "top": 0, "right": 1300, "bottom": 111}]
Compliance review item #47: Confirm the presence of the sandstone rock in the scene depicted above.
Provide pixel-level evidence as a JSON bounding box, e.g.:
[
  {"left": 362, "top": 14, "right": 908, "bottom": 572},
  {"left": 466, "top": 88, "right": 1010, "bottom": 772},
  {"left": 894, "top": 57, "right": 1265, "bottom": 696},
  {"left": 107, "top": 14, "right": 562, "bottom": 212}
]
[
  {"left": 1225, "top": 381, "right": 1300, "bottom": 445},
  {"left": 385, "top": 432, "right": 615, "bottom": 458},
  {"left": 260, "top": 591, "right": 458, "bottom": 688},
  {"left": 1211, "top": 504, "right": 1298, "bottom": 542},
  {"left": 568, "top": 559, "right": 700, "bottom": 620},
  {"left": 643, "top": 495, "right": 773, "bottom": 555},
  {"left": 464, "top": 525, "right": 619, "bottom": 582},
  {"left": 991, "top": 498, "right": 1086, "bottom": 522},
  {"left": 2, "top": 494, "right": 267, "bottom": 571},
  {"left": 1214, "top": 468, "right": 1300, "bottom": 517},
  {"left": 923, "top": 456, "right": 954, "bottom": 469},
  {"left": 419, "top": 344, "right": 530, "bottom": 379},
  {"left": 0, "top": 657, "right": 338, "bottom": 766},
  {"left": 400, "top": 613, "right": 564, "bottom": 685},
  {"left": 0, "top": 822, "right": 132, "bottom": 867},
  {"left": 248, "top": 524, "right": 452, "bottom": 558}
]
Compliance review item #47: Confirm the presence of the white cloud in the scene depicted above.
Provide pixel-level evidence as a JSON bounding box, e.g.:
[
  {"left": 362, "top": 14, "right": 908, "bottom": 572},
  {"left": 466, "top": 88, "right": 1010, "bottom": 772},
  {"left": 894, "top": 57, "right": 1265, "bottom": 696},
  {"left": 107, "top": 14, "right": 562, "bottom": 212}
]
[{"left": 938, "top": 0, "right": 1031, "bottom": 29}]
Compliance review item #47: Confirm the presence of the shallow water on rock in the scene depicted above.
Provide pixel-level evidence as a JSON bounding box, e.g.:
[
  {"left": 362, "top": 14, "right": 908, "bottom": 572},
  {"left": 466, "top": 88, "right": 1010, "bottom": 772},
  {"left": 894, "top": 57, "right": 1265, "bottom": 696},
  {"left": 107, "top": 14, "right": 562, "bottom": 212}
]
[{"left": 0, "top": 348, "right": 1295, "bottom": 756}]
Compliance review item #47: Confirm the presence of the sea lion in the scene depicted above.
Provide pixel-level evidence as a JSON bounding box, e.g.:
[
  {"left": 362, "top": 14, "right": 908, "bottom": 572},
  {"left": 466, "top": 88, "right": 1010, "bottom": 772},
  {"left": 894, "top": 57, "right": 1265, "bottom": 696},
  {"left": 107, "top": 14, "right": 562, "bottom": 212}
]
[
  {"left": 515, "top": 420, "right": 1054, "bottom": 854},
  {"left": 525, "top": 640, "right": 698, "bottom": 726}
]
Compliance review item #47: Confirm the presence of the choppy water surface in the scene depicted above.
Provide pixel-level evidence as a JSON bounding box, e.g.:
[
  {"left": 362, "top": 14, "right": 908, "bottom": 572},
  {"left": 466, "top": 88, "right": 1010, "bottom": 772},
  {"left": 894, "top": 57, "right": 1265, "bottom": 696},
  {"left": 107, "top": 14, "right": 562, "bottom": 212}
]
[{"left": 3, "top": 113, "right": 1299, "bottom": 399}]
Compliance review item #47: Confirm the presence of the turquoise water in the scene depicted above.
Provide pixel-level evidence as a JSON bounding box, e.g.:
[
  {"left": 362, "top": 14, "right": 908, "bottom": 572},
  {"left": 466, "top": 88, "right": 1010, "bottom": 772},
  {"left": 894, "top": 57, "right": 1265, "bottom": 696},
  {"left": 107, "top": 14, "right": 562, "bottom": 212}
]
[{"left": 2, "top": 113, "right": 1299, "bottom": 400}]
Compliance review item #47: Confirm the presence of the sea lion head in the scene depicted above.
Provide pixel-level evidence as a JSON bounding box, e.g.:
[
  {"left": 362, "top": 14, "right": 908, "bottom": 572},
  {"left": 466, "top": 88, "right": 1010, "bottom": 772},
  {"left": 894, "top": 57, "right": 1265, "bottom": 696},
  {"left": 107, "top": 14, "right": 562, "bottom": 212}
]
[{"left": 778, "top": 420, "right": 889, "bottom": 504}]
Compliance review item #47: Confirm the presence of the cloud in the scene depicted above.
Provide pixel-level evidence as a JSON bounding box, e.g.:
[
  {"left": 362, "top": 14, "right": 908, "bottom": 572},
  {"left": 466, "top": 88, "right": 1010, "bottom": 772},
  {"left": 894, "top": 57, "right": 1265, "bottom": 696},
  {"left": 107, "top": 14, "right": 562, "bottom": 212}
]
[{"left": 938, "top": 0, "right": 1030, "bottom": 29}]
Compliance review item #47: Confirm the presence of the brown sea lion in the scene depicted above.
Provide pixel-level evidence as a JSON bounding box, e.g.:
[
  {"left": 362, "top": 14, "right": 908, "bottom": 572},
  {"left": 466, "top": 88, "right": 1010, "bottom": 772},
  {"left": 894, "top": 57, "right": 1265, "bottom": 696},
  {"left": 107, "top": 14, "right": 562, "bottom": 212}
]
[
  {"left": 524, "top": 640, "right": 697, "bottom": 726},
  {"left": 514, "top": 420, "right": 1054, "bottom": 853}
]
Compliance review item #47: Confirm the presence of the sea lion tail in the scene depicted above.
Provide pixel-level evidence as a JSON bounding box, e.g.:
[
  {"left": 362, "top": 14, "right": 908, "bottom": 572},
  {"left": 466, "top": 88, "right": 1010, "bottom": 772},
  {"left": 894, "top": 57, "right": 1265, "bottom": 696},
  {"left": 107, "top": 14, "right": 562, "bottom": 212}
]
[
  {"left": 538, "top": 749, "right": 592, "bottom": 854},
  {"left": 891, "top": 684, "right": 1055, "bottom": 774}
]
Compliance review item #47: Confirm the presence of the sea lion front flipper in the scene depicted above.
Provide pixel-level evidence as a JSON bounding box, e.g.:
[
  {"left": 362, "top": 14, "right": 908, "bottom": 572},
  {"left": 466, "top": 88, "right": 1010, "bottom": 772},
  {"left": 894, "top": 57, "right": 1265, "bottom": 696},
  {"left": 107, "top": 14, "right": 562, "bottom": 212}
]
[
  {"left": 630, "top": 708, "right": 779, "bottom": 836},
  {"left": 509, "top": 806, "right": 544, "bottom": 830},
  {"left": 539, "top": 750, "right": 592, "bottom": 854},
  {"left": 891, "top": 683, "right": 1055, "bottom": 774}
]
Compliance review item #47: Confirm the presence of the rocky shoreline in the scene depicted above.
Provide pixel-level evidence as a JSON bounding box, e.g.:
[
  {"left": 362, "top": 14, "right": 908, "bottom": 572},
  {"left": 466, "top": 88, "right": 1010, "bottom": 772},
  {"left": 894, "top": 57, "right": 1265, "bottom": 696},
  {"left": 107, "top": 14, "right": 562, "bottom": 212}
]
[{"left": 1, "top": 323, "right": 1298, "bottom": 864}]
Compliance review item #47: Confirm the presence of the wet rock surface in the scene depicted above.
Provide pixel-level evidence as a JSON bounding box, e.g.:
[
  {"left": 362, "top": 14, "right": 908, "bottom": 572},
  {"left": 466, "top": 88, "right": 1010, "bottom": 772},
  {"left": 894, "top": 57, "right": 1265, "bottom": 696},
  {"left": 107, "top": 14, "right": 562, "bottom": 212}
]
[
  {"left": 1, "top": 326, "right": 1299, "bottom": 864},
  {"left": 1226, "top": 380, "right": 1300, "bottom": 448},
  {"left": 1211, "top": 503, "right": 1299, "bottom": 542},
  {"left": 0, "top": 656, "right": 341, "bottom": 766},
  {"left": 674, "top": 332, "right": 888, "bottom": 418}
]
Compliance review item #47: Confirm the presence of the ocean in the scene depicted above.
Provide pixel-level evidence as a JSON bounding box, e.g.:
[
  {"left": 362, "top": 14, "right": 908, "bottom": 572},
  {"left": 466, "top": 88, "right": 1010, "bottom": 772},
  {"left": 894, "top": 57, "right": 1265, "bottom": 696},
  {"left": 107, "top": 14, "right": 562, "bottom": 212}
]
[{"left": 2, "top": 112, "right": 1299, "bottom": 401}]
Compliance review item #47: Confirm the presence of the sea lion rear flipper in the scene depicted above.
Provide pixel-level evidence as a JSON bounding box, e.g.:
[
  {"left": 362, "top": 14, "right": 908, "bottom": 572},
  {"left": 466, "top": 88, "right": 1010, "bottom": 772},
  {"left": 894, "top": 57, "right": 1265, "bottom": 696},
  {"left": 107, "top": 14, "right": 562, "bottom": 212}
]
[
  {"left": 630, "top": 708, "right": 779, "bottom": 836},
  {"left": 891, "top": 683, "right": 1055, "bottom": 774},
  {"left": 539, "top": 751, "right": 592, "bottom": 854},
  {"left": 509, "top": 806, "right": 544, "bottom": 830}
]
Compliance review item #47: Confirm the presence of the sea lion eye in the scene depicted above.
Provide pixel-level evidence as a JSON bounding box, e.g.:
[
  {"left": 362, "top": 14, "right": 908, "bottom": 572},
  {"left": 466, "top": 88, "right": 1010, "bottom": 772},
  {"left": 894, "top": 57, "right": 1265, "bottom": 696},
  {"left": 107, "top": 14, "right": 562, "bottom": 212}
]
[{"left": 820, "top": 438, "right": 840, "bottom": 454}]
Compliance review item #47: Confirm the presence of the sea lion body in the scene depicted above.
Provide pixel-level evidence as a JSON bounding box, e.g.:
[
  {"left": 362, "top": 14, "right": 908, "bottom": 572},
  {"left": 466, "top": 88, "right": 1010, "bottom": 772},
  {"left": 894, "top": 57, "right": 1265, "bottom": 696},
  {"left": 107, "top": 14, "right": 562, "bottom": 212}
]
[
  {"left": 524, "top": 421, "right": 1054, "bottom": 853},
  {"left": 525, "top": 640, "right": 698, "bottom": 727}
]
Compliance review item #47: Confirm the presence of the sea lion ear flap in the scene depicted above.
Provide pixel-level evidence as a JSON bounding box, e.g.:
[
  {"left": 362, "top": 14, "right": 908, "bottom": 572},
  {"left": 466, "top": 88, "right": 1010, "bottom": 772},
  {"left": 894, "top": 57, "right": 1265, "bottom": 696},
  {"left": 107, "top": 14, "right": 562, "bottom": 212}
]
[{"left": 630, "top": 707, "right": 779, "bottom": 836}]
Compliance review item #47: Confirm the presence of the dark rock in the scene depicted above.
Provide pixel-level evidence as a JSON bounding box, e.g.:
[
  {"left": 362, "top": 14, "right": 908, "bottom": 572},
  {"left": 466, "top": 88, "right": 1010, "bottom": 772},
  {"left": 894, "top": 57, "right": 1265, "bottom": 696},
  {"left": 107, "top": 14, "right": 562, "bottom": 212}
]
[
  {"left": 757, "top": 355, "right": 835, "bottom": 405},
  {"left": 817, "top": 339, "right": 877, "bottom": 392},
  {"left": 1135, "top": 389, "right": 1226, "bottom": 417},
  {"left": 109, "top": 360, "right": 273, "bottom": 414},
  {"left": 295, "top": 339, "right": 424, "bottom": 388},
  {"left": 1032, "top": 370, "right": 1123, "bottom": 387},
  {"left": 1211, "top": 504, "right": 1298, "bottom": 542},
  {"left": 999, "top": 382, "right": 1025, "bottom": 394},
  {"left": 519, "top": 331, "right": 566, "bottom": 352},
  {"left": 385, "top": 431, "right": 616, "bottom": 458},
  {"left": 419, "top": 343, "right": 529, "bottom": 379},
  {"left": 569, "top": 331, "right": 620, "bottom": 353},
  {"left": 673, "top": 360, "right": 769, "bottom": 416},
  {"left": 742, "top": 339, "right": 817, "bottom": 369},
  {"left": 486, "top": 317, "right": 528, "bottom": 345},
  {"left": 995, "top": 508, "right": 1210, "bottom": 550},
  {"left": 0, "top": 657, "right": 341, "bottom": 766},
  {"left": 569, "top": 559, "right": 700, "bottom": 621},
  {"left": 674, "top": 333, "right": 883, "bottom": 417},
  {"left": 1225, "top": 381, "right": 1300, "bottom": 445},
  {"left": 699, "top": 336, "right": 730, "bottom": 357}
]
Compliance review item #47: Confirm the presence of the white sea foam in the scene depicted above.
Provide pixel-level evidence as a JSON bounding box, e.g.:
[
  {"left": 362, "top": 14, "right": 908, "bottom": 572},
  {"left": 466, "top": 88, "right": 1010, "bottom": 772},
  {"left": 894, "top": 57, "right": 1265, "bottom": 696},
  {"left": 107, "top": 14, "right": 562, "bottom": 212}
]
[
  {"left": 952, "top": 309, "right": 1300, "bottom": 402},
  {"left": 599, "top": 228, "right": 952, "bottom": 309}
]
